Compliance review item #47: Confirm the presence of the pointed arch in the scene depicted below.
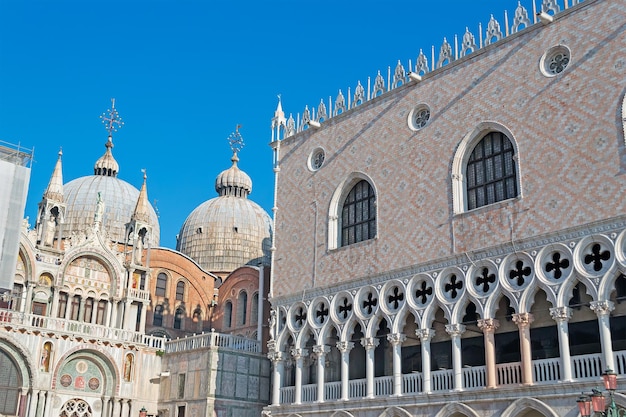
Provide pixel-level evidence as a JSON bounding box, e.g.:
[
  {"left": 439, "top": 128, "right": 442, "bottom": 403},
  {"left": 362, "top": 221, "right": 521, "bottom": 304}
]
[
  {"left": 378, "top": 406, "right": 413, "bottom": 417},
  {"left": 500, "top": 397, "right": 560, "bottom": 417},
  {"left": 331, "top": 411, "right": 356, "bottom": 417},
  {"left": 435, "top": 402, "right": 482, "bottom": 417}
]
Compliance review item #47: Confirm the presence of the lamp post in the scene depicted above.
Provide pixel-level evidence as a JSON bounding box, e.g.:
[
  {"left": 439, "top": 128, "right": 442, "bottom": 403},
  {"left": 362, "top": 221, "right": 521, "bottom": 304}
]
[{"left": 576, "top": 369, "right": 622, "bottom": 417}]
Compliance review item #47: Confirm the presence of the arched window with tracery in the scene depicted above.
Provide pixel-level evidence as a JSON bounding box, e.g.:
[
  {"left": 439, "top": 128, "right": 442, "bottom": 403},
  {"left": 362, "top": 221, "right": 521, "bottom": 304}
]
[
  {"left": 237, "top": 291, "right": 248, "bottom": 326},
  {"left": 251, "top": 292, "right": 259, "bottom": 325},
  {"left": 465, "top": 131, "right": 518, "bottom": 210},
  {"left": 155, "top": 273, "right": 167, "bottom": 297},
  {"left": 224, "top": 301, "right": 233, "bottom": 328},
  {"left": 452, "top": 124, "right": 521, "bottom": 214},
  {"left": 340, "top": 180, "right": 376, "bottom": 247},
  {"left": 174, "top": 307, "right": 185, "bottom": 330},
  {"left": 59, "top": 398, "right": 92, "bottom": 417},
  {"left": 153, "top": 304, "right": 164, "bottom": 327}
]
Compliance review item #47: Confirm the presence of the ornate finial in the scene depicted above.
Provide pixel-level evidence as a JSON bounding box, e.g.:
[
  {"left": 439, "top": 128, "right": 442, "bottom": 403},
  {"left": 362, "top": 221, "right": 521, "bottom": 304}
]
[
  {"left": 228, "top": 125, "right": 245, "bottom": 155},
  {"left": 100, "top": 98, "right": 124, "bottom": 138},
  {"left": 141, "top": 168, "right": 147, "bottom": 180}
]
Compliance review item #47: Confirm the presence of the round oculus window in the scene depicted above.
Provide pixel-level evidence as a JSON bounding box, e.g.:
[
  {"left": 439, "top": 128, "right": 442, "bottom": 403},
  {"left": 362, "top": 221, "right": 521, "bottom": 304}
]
[
  {"left": 540, "top": 45, "right": 571, "bottom": 77},
  {"left": 408, "top": 104, "right": 431, "bottom": 131},
  {"left": 308, "top": 147, "right": 326, "bottom": 171}
]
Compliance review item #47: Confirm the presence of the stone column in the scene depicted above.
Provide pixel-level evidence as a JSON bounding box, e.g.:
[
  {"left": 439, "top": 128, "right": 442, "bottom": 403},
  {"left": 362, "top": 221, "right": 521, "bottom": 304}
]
[
  {"left": 513, "top": 313, "right": 534, "bottom": 385},
  {"left": 123, "top": 299, "right": 132, "bottom": 330},
  {"left": 549, "top": 306, "right": 573, "bottom": 381},
  {"left": 336, "top": 341, "right": 354, "bottom": 400},
  {"left": 268, "top": 350, "right": 284, "bottom": 406},
  {"left": 43, "top": 391, "right": 52, "bottom": 417},
  {"left": 112, "top": 397, "right": 121, "bottom": 417},
  {"left": 24, "top": 283, "right": 35, "bottom": 315},
  {"left": 361, "top": 337, "right": 379, "bottom": 398},
  {"left": 416, "top": 328, "right": 434, "bottom": 393},
  {"left": 290, "top": 348, "right": 307, "bottom": 404},
  {"left": 78, "top": 296, "right": 86, "bottom": 322},
  {"left": 109, "top": 298, "right": 119, "bottom": 329},
  {"left": 27, "top": 390, "right": 39, "bottom": 417},
  {"left": 50, "top": 292, "right": 59, "bottom": 319},
  {"left": 64, "top": 294, "right": 73, "bottom": 319},
  {"left": 101, "top": 395, "right": 110, "bottom": 417},
  {"left": 387, "top": 333, "right": 406, "bottom": 396},
  {"left": 590, "top": 300, "right": 615, "bottom": 372},
  {"left": 36, "top": 390, "right": 46, "bottom": 417},
  {"left": 18, "top": 389, "right": 28, "bottom": 417},
  {"left": 139, "top": 301, "right": 148, "bottom": 333},
  {"left": 477, "top": 318, "right": 499, "bottom": 388},
  {"left": 312, "top": 345, "right": 330, "bottom": 402},
  {"left": 120, "top": 399, "right": 130, "bottom": 417},
  {"left": 445, "top": 323, "right": 466, "bottom": 391}
]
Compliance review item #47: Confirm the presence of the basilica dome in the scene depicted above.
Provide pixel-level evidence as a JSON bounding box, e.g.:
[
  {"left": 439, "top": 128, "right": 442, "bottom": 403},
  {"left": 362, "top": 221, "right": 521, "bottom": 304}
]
[
  {"left": 177, "top": 152, "right": 272, "bottom": 274},
  {"left": 62, "top": 137, "right": 160, "bottom": 244}
]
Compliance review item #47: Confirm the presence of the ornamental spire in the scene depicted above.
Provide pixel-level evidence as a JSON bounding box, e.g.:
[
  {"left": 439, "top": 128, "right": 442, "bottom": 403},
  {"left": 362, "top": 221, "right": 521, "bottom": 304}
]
[
  {"left": 132, "top": 169, "right": 152, "bottom": 223},
  {"left": 95, "top": 99, "right": 122, "bottom": 177},
  {"left": 44, "top": 148, "right": 64, "bottom": 202}
]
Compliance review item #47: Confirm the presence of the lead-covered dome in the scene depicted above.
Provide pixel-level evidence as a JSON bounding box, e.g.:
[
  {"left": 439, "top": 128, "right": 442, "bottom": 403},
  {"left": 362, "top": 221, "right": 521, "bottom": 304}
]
[
  {"left": 177, "top": 151, "right": 272, "bottom": 274},
  {"left": 62, "top": 136, "right": 160, "bottom": 244}
]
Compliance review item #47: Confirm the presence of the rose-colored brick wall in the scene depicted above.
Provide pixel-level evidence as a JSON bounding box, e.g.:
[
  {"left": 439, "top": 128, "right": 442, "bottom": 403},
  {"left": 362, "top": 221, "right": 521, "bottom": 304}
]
[{"left": 272, "top": 0, "right": 626, "bottom": 299}]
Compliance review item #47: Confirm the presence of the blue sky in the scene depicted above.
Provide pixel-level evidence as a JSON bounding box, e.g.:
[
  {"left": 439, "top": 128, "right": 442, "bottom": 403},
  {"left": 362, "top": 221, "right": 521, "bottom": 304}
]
[{"left": 1, "top": 0, "right": 519, "bottom": 249}]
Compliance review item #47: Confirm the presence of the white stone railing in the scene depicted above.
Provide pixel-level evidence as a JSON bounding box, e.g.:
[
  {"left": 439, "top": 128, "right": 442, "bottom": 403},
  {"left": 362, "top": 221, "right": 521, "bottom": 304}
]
[
  {"left": 164, "top": 330, "right": 261, "bottom": 354},
  {"left": 280, "top": 0, "right": 587, "bottom": 137},
  {"left": 325, "top": 381, "right": 341, "bottom": 401},
  {"left": 125, "top": 287, "right": 150, "bottom": 301},
  {"left": 279, "top": 350, "right": 626, "bottom": 403},
  {"left": 0, "top": 308, "right": 166, "bottom": 349}
]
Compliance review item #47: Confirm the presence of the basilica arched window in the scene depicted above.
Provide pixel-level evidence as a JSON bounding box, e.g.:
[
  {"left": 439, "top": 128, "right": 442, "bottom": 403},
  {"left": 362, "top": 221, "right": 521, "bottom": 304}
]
[
  {"left": 237, "top": 291, "right": 248, "bottom": 326},
  {"left": 175, "top": 281, "right": 185, "bottom": 301},
  {"left": 224, "top": 301, "right": 233, "bottom": 328},
  {"left": 174, "top": 307, "right": 185, "bottom": 330},
  {"left": 0, "top": 350, "right": 21, "bottom": 415},
  {"left": 452, "top": 124, "right": 521, "bottom": 214},
  {"left": 153, "top": 305, "right": 164, "bottom": 327},
  {"left": 155, "top": 273, "right": 167, "bottom": 297}
]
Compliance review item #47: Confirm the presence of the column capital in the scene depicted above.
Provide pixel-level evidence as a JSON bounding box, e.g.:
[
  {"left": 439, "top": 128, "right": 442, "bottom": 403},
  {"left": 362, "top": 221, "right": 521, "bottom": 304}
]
[
  {"left": 477, "top": 318, "right": 500, "bottom": 333},
  {"left": 416, "top": 328, "right": 435, "bottom": 341},
  {"left": 290, "top": 348, "right": 308, "bottom": 360},
  {"left": 590, "top": 300, "right": 614, "bottom": 316},
  {"left": 549, "top": 306, "right": 572, "bottom": 322},
  {"left": 360, "top": 337, "right": 380, "bottom": 350},
  {"left": 512, "top": 312, "right": 534, "bottom": 328},
  {"left": 387, "top": 333, "right": 406, "bottom": 346},
  {"left": 267, "top": 350, "right": 283, "bottom": 363},
  {"left": 445, "top": 323, "right": 466, "bottom": 336},
  {"left": 312, "top": 345, "right": 330, "bottom": 357},
  {"left": 336, "top": 341, "right": 354, "bottom": 353}
]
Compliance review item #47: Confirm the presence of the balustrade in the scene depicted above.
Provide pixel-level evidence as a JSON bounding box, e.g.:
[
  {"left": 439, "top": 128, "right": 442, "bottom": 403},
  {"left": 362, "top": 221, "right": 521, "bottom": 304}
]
[
  {"left": 533, "top": 358, "right": 561, "bottom": 383},
  {"left": 325, "top": 381, "right": 341, "bottom": 401},
  {"left": 402, "top": 372, "right": 422, "bottom": 394},
  {"left": 462, "top": 366, "right": 486, "bottom": 390},
  {"left": 164, "top": 330, "right": 261, "bottom": 353}
]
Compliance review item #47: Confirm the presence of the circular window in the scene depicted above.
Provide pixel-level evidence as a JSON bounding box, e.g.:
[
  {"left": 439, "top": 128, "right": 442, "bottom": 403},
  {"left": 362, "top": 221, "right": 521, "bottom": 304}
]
[
  {"left": 540, "top": 45, "right": 571, "bottom": 77},
  {"left": 308, "top": 147, "right": 325, "bottom": 171},
  {"left": 408, "top": 104, "right": 431, "bottom": 131}
]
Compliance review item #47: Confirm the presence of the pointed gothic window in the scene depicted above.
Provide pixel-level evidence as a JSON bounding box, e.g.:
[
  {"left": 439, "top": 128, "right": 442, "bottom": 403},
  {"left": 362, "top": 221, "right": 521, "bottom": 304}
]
[
  {"left": 341, "top": 180, "right": 377, "bottom": 246},
  {"left": 466, "top": 131, "right": 518, "bottom": 210}
]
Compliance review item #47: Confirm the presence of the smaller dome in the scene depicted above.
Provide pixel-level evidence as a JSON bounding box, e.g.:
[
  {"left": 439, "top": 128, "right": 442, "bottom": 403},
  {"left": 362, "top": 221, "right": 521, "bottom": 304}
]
[
  {"left": 215, "top": 153, "right": 252, "bottom": 198},
  {"left": 94, "top": 136, "right": 119, "bottom": 177}
]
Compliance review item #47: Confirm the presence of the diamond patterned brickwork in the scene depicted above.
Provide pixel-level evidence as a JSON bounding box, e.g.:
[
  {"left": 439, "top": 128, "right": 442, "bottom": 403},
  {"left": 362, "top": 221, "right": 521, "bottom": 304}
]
[{"left": 272, "top": 0, "right": 626, "bottom": 299}]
